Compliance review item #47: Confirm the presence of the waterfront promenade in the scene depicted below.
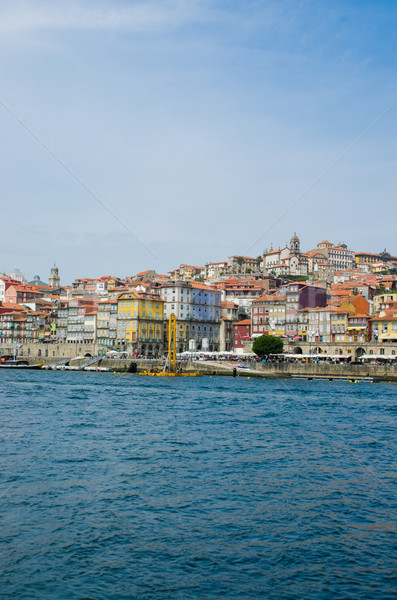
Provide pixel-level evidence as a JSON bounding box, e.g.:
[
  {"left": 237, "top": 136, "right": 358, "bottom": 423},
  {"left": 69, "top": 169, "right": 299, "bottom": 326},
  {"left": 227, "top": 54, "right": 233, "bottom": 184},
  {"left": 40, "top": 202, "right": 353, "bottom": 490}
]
[{"left": 8, "top": 355, "right": 397, "bottom": 382}]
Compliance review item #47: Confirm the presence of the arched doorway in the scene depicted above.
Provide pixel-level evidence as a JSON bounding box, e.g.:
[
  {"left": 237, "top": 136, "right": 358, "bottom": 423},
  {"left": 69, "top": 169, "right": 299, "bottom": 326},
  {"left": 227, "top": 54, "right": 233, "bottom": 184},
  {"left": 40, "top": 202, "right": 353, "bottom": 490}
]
[
  {"left": 293, "top": 347, "right": 303, "bottom": 354},
  {"left": 355, "top": 347, "right": 365, "bottom": 360}
]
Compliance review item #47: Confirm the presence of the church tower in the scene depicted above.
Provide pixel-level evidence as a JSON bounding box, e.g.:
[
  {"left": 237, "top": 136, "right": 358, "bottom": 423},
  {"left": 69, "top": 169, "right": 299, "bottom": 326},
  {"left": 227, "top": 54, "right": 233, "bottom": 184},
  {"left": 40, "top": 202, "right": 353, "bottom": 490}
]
[
  {"left": 290, "top": 232, "right": 300, "bottom": 256},
  {"left": 49, "top": 264, "right": 60, "bottom": 289}
]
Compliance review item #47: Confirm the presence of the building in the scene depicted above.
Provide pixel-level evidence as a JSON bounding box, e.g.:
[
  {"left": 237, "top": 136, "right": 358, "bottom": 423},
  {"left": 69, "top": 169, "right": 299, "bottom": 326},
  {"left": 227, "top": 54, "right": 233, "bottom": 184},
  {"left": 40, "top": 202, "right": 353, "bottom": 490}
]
[
  {"left": 96, "top": 299, "right": 118, "bottom": 348},
  {"left": 262, "top": 246, "right": 290, "bottom": 274},
  {"left": 117, "top": 292, "right": 165, "bottom": 356},
  {"left": 9, "top": 268, "right": 26, "bottom": 283},
  {"left": 204, "top": 261, "right": 229, "bottom": 280},
  {"left": 233, "top": 319, "right": 251, "bottom": 353},
  {"left": 355, "top": 250, "right": 397, "bottom": 266},
  {"left": 28, "top": 275, "right": 49, "bottom": 287},
  {"left": 262, "top": 234, "right": 308, "bottom": 276},
  {"left": 215, "top": 279, "right": 263, "bottom": 316},
  {"left": 4, "top": 284, "right": 44, "bottom": 304},
  {"left": 0, "top": 276, "right": 20, "bottom": 302},
  {"left": 56, "top": 299, "right": 98, "bottom": 344},
  {"left": 159, "top": 281, "right": 221, "bottom": 352},
  {"left": 251, "top": 293, "right": 286, "bottom": 339},
  {"left": 167, "top": 265, "right": 204, "bottom": 281},
  {"left": 371, "top": 310, "right": 397, "bottom": 343},
  {"left": 49, "top": 265, "right": 61, "bottom": 289},
  {"left": 283, "top": 283, "right": 327, "bottom": 341},
  {"left": 0, "top": 307, "right": 56, "bottom": 346},
  {"left": 220, "top": 301, "right": 239, "bottom": 351},
  {"left": 228, "top": 256, "right": 260, "bottom": 276},
  {"left": 178, "top": 264, "right": 204, "bottom": 281},
  {"left": 299, "top": 307, "right": 333, "bottom": 345},
  {"left": 313, "top": 241, "right": 355, "bottom": 271},
  {"left": 373, "top": 290, "right": 397, "bottom": 315}
]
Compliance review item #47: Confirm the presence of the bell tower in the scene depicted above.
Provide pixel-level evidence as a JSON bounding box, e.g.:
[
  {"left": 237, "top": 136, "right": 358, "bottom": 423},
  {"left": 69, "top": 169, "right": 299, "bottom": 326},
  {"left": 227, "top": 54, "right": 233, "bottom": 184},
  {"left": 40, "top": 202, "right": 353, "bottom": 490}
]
[
  {"left": 290, "top": 232, "right": 300, "bottom": 256},
  {"left": 49, "top": 264, "right": 60, "bottom": 289}
]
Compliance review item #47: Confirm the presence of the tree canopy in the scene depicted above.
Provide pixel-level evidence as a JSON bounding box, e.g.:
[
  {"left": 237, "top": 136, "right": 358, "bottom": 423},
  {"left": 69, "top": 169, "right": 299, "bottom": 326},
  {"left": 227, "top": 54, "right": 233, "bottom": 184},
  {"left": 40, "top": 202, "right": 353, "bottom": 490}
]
[{"left": 252, "top": 335, "right": 284, "bottom": 357}]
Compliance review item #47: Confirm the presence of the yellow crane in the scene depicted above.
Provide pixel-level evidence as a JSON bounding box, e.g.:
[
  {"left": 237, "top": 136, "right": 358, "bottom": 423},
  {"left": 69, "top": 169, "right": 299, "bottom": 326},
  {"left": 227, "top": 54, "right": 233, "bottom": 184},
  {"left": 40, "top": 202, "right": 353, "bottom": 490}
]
[
  {"left": 166, "top": 313, "right": 177, "bottom": 373},
  {"left": 139, "top": 313, "right": 202, "bottom": 377}
]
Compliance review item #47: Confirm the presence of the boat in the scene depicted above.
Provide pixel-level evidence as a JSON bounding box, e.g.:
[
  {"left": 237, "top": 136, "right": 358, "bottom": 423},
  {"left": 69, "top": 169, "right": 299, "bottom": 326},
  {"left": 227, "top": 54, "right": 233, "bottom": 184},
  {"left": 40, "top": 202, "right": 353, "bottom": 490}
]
[{"left": 0, "top": 360, "right": 43, "bottom": 369}]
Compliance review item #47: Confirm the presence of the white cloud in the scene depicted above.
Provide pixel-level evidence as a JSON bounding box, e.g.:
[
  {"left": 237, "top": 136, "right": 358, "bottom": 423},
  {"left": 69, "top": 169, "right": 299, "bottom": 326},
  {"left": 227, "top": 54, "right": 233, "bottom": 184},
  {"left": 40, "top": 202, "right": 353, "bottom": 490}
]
[{"left": 0, "top": 0, "right": 203, "bottom": 34}]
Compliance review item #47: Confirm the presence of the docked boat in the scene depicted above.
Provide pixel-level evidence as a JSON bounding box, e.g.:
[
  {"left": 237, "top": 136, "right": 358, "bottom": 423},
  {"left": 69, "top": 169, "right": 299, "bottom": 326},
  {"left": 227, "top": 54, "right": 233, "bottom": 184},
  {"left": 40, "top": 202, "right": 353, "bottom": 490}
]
[{"left": 0, "top": 360, "right": 43, "bottom": 369}]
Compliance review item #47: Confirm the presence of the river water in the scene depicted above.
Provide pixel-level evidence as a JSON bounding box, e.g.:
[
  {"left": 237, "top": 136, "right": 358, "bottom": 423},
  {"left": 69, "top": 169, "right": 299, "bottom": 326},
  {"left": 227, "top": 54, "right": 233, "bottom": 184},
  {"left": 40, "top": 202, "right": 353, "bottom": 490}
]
[{"left": 1, "top": 370, "right": 397, "bottom": 599}]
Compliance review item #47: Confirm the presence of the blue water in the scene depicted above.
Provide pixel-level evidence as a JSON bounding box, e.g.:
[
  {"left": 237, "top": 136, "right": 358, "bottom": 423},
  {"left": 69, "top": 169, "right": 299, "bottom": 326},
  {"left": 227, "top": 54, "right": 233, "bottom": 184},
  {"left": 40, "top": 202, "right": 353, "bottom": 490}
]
[{"left": 1, "top": 371, "right": 397, "bottom": 599}]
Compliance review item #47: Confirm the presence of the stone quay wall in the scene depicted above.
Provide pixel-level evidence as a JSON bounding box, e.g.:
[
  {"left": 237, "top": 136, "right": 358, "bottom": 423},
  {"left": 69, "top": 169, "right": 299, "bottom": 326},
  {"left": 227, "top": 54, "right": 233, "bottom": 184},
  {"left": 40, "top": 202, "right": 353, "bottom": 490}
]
[{"left": 5, "top": 354, "right": 396, "bottom": 381}]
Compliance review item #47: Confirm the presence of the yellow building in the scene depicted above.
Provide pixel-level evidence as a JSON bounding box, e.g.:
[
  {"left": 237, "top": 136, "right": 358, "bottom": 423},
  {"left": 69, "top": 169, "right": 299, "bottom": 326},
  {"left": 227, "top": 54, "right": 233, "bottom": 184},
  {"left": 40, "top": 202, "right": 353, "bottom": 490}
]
[
  {"left": 117, "top": 292, "right": 165, "bottom": 356},
  {"left": 330, "top": 307, "right": 349, "bottom": 343},
  {"left": 373, "top": 291, "right": 397, "bottom": 314},
  {"left": 372, "top": 310, "right": 397, "bottom": 343}
]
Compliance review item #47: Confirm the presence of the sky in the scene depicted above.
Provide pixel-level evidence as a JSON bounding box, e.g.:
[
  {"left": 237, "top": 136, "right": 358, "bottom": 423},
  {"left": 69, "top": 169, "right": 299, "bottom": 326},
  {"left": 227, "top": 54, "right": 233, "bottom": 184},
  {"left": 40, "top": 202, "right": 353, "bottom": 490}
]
[{"left": 1, "top": 0, "right": 396, "bottom": 284}]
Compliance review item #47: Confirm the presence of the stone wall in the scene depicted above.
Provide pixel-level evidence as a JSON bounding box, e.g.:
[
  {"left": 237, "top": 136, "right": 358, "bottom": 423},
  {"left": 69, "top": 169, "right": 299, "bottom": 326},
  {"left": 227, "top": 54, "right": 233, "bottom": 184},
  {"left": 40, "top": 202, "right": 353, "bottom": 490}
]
[
  {"left": 3, "top": 353, "right": 397, "bottom": 381},
  {"left": 0, "top": 342, "right": 98, "bottom": 360}
]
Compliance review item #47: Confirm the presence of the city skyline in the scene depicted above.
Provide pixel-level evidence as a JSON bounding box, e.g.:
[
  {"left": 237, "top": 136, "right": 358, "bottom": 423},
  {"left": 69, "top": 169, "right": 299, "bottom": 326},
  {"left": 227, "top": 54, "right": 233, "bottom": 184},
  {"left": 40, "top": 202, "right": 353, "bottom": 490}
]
[
  {"left": 1, "top": 0, "right": 397, "bottom": 283},
  {"left": 4, "top": 232, "right": 397, "bottom": 288}
]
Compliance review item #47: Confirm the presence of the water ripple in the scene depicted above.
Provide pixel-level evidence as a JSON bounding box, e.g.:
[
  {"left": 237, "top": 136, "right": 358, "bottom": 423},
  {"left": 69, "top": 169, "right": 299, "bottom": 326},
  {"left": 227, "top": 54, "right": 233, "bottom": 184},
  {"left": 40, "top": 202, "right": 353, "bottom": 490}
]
[{"left": 0, "top": 370, "right": 397, "bottom": 599}]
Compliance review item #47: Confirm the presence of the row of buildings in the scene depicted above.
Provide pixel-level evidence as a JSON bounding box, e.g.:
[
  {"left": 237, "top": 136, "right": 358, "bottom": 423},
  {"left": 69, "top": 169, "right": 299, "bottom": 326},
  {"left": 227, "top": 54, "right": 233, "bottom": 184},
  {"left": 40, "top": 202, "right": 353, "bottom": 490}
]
[{"left": 1, "top": 238, "right": 396, "bottom": 357}]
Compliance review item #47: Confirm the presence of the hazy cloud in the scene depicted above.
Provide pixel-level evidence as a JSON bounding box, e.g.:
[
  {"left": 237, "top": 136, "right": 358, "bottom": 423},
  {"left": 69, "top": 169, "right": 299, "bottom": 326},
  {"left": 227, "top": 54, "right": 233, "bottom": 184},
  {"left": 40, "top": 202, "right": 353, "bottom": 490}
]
[{"left": 0, "top": 0, "right": 204, "bottom": 34}]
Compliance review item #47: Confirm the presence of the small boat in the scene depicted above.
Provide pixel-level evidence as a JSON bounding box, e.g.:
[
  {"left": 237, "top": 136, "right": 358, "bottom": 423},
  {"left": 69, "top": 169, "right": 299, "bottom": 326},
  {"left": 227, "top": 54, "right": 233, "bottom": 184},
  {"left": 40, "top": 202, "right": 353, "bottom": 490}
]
[{"left": 0, "top": 360, "right": 43, "bottom": 369}]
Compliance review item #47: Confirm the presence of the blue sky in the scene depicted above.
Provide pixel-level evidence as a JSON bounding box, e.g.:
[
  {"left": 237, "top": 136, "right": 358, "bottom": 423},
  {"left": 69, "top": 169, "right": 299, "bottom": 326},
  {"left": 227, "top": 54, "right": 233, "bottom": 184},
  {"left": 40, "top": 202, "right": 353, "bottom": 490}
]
[{"left": 1, "top": 0, "right": 396, "bottom": 284}]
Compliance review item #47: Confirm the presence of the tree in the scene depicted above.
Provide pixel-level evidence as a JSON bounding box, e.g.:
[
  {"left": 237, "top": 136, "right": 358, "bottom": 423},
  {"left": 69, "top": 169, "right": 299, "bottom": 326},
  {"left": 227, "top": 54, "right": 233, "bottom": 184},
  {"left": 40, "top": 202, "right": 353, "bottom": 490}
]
[
  {"left": 252, "top": 335, "right": 284, "bottom": 357},
  {"left": 236, "top": 256, "right": 245, "bottom": 265}
]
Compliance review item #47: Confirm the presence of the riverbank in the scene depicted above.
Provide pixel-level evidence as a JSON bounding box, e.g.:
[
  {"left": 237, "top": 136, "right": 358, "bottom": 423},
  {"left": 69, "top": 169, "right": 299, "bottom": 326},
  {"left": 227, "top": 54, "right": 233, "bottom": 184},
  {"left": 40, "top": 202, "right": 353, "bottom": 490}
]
[{"left": 8, "top": 356, "right": 397, "bottom": 381}]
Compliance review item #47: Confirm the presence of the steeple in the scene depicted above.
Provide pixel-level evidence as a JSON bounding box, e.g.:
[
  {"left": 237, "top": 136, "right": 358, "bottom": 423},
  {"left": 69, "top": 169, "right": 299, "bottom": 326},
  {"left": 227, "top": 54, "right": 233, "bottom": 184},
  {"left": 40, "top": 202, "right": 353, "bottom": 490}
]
[
  {"left": 290, "top": 232, "right": 300, "bottom": 256},
  {"left": 49, "top": 263, "right": 60, "bottom": 289}
]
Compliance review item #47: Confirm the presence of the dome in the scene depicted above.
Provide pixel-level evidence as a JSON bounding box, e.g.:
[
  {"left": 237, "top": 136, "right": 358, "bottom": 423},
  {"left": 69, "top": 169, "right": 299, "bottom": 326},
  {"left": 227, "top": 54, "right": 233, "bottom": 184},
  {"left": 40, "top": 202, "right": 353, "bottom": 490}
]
[{"left": 28, "top": 275, "right": 48, "bottom": 286}]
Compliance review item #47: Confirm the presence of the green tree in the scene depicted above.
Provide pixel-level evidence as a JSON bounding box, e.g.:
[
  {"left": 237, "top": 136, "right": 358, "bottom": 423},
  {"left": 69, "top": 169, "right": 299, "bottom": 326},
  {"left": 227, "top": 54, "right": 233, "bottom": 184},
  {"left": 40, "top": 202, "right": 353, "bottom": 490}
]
[
  {"left": 236, "top": 256, "right": 245, "bottom": 265},
  {"left": 252, "top": 335, "right": 284, "bottom": 357}
]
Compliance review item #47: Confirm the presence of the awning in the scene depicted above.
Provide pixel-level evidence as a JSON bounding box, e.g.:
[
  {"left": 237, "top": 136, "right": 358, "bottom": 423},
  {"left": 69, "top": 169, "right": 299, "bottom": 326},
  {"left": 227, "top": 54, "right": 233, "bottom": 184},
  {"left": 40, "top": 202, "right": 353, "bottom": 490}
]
[
  {"left": 276, "top": 353, "right": 352, "bottom": 359},
  {"left": 363, "top": 355, "right": 396, "bottom": 360}
]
